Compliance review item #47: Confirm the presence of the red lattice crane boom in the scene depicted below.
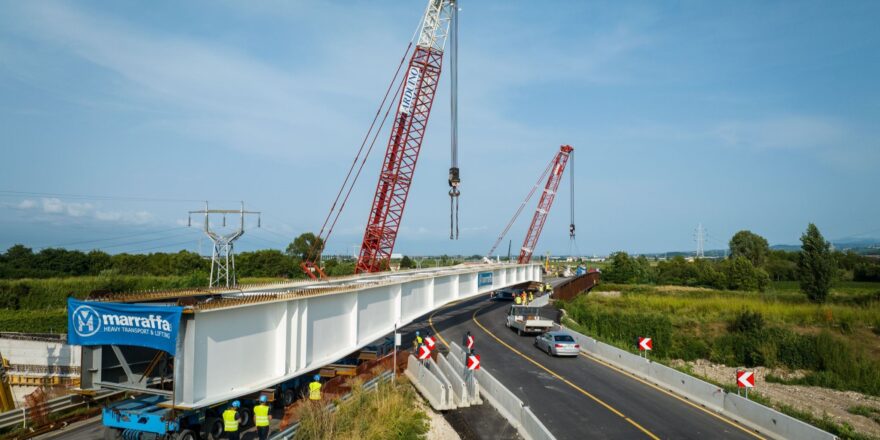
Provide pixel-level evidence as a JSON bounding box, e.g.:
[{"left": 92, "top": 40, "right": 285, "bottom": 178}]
[
  {"left": 518, "top": 145, "right": 574, "bottom": 264},
  {"left": 356, "top": 1, "right": 456, "bottom": 273}
]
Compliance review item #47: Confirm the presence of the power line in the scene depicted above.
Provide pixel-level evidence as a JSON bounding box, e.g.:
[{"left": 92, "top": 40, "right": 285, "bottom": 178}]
[
  {"left": 0, "top": 190, "right": 239, "bottom": 204},
  {"left": 33, "top": 227, "right": 185, "bottom": 250}
]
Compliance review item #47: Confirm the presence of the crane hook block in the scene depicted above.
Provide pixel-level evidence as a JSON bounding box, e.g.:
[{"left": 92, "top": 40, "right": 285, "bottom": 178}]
[{"left": 448, "top": 167, "right": 461, "bottom": 188}]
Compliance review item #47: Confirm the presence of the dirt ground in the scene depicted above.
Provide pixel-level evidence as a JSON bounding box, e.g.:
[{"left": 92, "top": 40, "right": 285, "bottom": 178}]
[
  {"left": 416, "top": 398, "right": 461, "bottom": 440},
  {"left": 670, "top": 358, "right": 880, "bottom": 438}
]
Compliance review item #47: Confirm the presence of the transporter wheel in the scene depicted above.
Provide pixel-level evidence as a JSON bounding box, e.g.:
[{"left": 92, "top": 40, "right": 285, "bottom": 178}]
[
  {"left": 203, "top": 417, "right": 224, "bottom": 440},
  {"left": 238, "top": 408, "right": 252, "bottom": 428},
  {"left": 282, "top": 388, "right": 296, "bottom": 407},
  {"left": 102, "top": 427, "right": 122, "bottom": 440},
  {"left": 175, "top": 429, "right": 197, "bottom": 440}
]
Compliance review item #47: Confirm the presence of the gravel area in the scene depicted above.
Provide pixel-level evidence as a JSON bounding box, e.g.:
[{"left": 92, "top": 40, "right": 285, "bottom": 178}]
[
  {"left": 416, "top": 398, "right": 461, "bottom": 440},
  {"left": 671, "top": 358, "right": 880, "bottom": 438}
]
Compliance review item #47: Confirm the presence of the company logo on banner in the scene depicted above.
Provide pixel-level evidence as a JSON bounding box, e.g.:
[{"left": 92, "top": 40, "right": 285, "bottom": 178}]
[
  {"left": 478, "top": 271, "right": 493, "bottom": 288},
  {"left": 67, "top": 298, "right": 183, "bottom": 355},
  {"left": 399, "top": 66, "right": 422, "bottom": 115}
]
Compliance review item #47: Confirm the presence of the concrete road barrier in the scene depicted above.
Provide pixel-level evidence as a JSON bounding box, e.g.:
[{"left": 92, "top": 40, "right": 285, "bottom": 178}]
[
  {"left": 437, "top": 354, "right": 470, "bottom": 407},
  {"left": 405, "top": 355, "right": 453, "bottom": 410}
]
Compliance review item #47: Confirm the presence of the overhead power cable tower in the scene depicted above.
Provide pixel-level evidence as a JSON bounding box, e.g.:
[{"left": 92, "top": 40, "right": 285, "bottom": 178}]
[
  {"left": 694, "top": 223, "right": 707, "bottom": 259},
  {"left": 188, "top": 202, "right": 261, "bottom": 287}
]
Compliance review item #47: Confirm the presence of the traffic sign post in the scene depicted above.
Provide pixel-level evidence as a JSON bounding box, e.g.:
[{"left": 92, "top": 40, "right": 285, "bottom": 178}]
[
  {"left": 465, "top": 334, "right": 474, "bottom": 350},
  {"left": 425, "top": 335, "right": 436, "bottom": 350},
  {"left": 418, "top": 344, "right": 431, "bottom": 361},
  {"left": 467, "top": 354, "right": 481, "bottom": 371},
  {"left": 736, "top": 370, "right": 755, "bottom": 399},
  {"left": 638, "top": 337, "right": 652, "bottom": 359},
  {"left": 393, "top": 324, "right": 399, "bottom": 383}
]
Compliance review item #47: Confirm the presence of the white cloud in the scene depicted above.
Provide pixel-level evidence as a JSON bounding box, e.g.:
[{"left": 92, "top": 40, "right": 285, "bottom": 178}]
[
  {"left": 711, "top": 116, "right": 846, "bottom": 150},
  {"left": 16, "top": 197, "right": 153, "bottom": 225},
  {"left": 17, "top": 199, "right": 37, "bottom": 209}
]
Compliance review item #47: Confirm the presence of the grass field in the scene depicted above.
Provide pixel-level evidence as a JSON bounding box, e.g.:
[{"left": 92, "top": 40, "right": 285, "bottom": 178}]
[{"left": 561, "top": 281, "right": 880, "bottom": 396}]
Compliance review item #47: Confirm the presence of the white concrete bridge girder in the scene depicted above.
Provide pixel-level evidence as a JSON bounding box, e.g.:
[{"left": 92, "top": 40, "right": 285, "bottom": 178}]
[{"left": 175, "top": 264, "right": 541, "bottom": 408}]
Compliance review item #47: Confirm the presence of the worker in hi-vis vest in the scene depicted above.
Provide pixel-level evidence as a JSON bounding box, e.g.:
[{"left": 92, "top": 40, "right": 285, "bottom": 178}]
[
  {"left": 528, "top": 291, "right": 534, "bottom": 303},
  {"left": 309, "top": 375, "right": 322, "bottom": 401},
  {"left": 514, "top": 294, "right": 522, "bottom": 305},
  {"left": 412, "top": 330, "right": 423, "bottom": 351},
  {"left": 254, "top": 395, "right": 271, "bottom": 440},
  {"left": 223, "top": 400, "right": 242, "bottom": 440}
]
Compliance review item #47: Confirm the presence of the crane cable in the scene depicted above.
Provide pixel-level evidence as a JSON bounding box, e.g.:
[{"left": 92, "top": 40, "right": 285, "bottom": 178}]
[
  {"left": 568, "top": 150, "right": 580, "bottom": 258},
  {"left": 485, "top": 157, "right": 555, "bottom": 259},
  {"left": 304, "top": 20, "right": 424, "bottom": 267},
  {"left": 448, "top": 0, "right": 461, "bottom": 240}
]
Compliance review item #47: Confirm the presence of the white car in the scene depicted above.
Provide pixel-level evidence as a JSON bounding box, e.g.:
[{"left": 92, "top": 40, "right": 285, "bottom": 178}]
[{"left": 534, "top": 331, "right": 580, "bottom": 357}]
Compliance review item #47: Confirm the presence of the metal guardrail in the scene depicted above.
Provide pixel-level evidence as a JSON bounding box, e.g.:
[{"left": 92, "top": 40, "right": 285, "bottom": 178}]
[
  {"left": 270, "top": 370, "right": 394, "bottom": 440},
  {"left": 0, "top": 390, "right": 122, "bottom": 431}
]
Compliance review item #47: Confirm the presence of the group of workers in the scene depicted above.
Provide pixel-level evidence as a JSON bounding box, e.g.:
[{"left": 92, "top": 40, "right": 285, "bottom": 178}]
[
  {"left": 222, "top": 395, "right": 271, "bottom": 440},
  {"left": 222, "top": 374, "right": 324, "bottom": 439},
  {"left": 513, "top": 282, "right": 553, "bottom": 306}
]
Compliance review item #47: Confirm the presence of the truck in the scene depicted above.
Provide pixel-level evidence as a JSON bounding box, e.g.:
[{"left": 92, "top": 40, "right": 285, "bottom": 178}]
[{"left": 505, "top": 305, "right": 554, "bottom": 336}]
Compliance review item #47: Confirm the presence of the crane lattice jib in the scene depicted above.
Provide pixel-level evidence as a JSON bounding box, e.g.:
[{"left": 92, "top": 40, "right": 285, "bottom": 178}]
[
  {"left": 518, "top": 145, "right": 574, "bottom": 264},
  {"left": 356, "top": 0, "right": 454, "bottom": 273}
]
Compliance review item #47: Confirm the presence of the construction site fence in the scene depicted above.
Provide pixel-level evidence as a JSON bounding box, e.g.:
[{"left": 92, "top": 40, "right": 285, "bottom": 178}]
[
  {"left": 449, "top": 343, "right": 555, "bottom": 440},
  {"left": 561, "top": 324, "right": 837, "bottom": 440},
  {"left": 270, "top": 370, "right": 393, "bottom": 440}
]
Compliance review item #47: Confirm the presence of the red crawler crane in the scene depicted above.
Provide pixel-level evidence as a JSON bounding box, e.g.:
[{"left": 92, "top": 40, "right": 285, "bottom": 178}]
[
  {"left": 300, "top": 0, "right": 457, "bottom": 278},
  {"left": 485, "top": 145, "right": 575, "bottom": 264},
  {"left": 355, "top": 1, "right": 457, "bottom": 273},
  {"left": 518, "top": 145, "right": 573, "bottom": 263}
]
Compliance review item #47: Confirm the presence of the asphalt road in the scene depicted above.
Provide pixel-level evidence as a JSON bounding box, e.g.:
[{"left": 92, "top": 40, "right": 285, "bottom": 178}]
[{"left": 419, "top": 289, "right": 767, "bottom": 440}]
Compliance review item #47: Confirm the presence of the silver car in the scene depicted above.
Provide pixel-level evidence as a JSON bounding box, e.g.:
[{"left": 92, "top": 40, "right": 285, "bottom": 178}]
[{"left": 534, "top": 331, "right": 580, "bottom": 357}]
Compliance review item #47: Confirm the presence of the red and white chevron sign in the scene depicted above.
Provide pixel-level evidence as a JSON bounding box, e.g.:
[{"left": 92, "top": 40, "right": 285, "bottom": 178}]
[
  {"left": 466, "top": 335, "right": 474, "bottom": 350},
  {"left": 638, "top": 337, "right": 652, "bottom": 351},
  {"left": 424, "top": 335, "right": 436, "bottom": 349},
  {"left": 736, "top": 370, "right": 755, "bottom": 388},
  {"left": 466, "top": 354, "right": 481, "bottom": 370},
  {"left": 418, "top": 344, "right": 431, "bottom": 360}
]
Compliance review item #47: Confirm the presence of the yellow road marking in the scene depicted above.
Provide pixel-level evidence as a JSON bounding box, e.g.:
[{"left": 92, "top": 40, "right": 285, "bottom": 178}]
[
  {"left": 470, "top": 304, "right": 660, "bottom": 440},
  {"left": 428, "top": 303, "right": 454, "bottom": 349},
  {"left": 577, "top": 352, "right": 766, "bottom": 439}
]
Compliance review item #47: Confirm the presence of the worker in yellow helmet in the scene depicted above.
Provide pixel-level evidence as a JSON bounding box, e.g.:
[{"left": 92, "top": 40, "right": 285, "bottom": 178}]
[
  {"left": 222, "top": 400, "right": 242, "bottom": 440},
  {"left": 254, "top": 395, "right": 271, "bottom": 440},
  {"left": 309, "top": 375, "right": 322, "bottom": 401}
]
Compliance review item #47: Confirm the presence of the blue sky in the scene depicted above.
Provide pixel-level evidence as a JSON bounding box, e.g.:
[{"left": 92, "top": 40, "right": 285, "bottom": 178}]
[{"left": 1, "top": 0, "right": 878, "bottom": 257}]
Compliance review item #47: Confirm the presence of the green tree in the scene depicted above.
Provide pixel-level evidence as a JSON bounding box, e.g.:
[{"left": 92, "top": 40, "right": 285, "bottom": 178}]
[
  {"left": 729, "top": 230, "right": 770, "bottom": 267},
  {"left": 287, "top": 233, "right": 324, "bottom": 261},
  {"left": 798, "top": 223, "right": 835, "bottom": 303},
  {"left": 400, "top": 255, "right": 414, "bottom": 269},
  {"left": 604, "top": 252, "right": 655, "bottom": 284}
]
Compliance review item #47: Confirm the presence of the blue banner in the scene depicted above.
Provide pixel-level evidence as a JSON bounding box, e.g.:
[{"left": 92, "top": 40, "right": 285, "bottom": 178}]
[
  {"left": 67, "top": 298, "right": 183, "bottom": 355},
  {"left": 478, "top": 271, "right": 493, "bottom": 288}
]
